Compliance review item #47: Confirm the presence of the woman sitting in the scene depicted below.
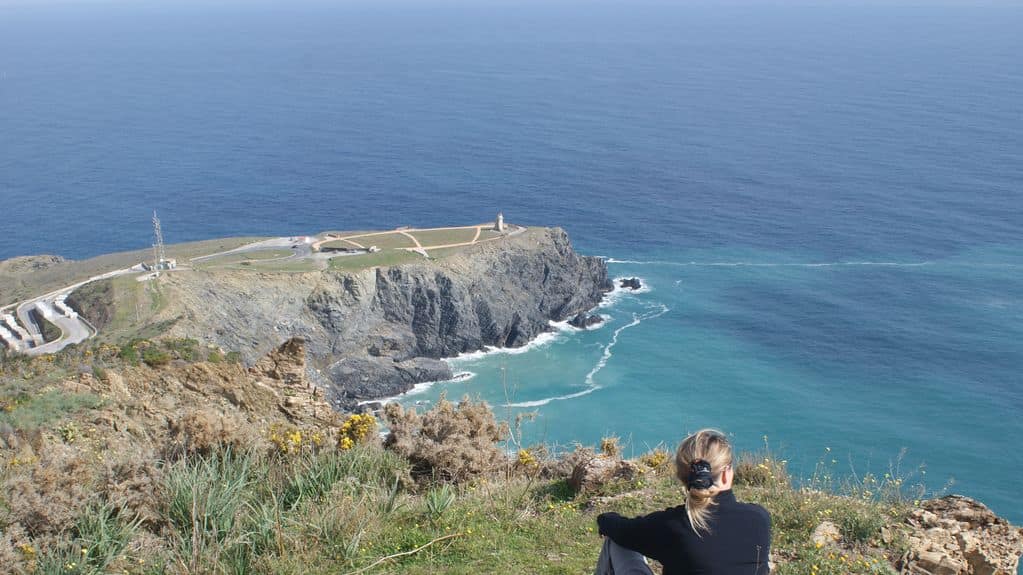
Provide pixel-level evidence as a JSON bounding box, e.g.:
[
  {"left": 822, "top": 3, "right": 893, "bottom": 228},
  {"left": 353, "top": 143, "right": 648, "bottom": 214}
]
[{"left": 594, "top": 429, "right": 771, "bottom": 575}]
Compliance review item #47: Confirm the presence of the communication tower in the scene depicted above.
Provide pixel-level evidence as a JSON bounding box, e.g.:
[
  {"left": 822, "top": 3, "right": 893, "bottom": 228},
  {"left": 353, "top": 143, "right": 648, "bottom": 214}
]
[{"left": 153, "top": 211, "right": 167, "bottom": 275}]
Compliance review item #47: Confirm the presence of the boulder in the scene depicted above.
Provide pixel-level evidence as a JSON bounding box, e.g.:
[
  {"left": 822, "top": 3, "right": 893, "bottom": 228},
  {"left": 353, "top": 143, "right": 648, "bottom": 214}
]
[
  {"left": 568, "top": 312, "right": 604, "bottom": 329},
  {"left": 620, "top": 277, "right": 642, "bottom": 290},
  {"left": 569, "top": 456, "right": 638, "bottom": 493},
  {"left": 812, "top": 521, "right": 842, "bottom": 547}
]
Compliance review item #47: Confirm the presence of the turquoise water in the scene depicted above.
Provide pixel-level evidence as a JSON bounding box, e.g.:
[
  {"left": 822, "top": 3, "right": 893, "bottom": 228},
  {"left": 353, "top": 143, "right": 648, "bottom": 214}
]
[
  {"left": 1, "top": 1, "right": 1021, "bottom": 527},
  {"left": 400, "top": 249, "right": 1023, "bottom": 523}
]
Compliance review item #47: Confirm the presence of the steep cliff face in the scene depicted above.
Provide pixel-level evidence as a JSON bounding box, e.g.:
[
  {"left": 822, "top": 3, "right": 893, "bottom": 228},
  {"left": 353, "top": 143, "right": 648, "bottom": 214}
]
[{"left": 154, "top": 227, "right": 610, "bottom": 408}]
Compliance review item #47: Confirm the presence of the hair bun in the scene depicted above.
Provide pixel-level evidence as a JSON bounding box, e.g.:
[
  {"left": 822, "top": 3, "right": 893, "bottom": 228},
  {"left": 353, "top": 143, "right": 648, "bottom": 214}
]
[{"left": 687, "top": 460, "right": 715, "bottom": 490}]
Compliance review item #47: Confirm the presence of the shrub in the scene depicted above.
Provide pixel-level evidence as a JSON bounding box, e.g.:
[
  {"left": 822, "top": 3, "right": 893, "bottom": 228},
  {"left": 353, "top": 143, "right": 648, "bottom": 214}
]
[
  {"left": 57, "top": 421, "right": 79, "bottom": 444},
  {"left": 141, "top": 348, "right": 171, "bottom": 368},
  {"left": 3, "top": 448, "right": 97, "bottom": 538},
  {"left": 91, "top": 365, "right": 108, "bottom": 382},
  {"left": 639, "top": 448, "right": 670, "bottom": 470},
  {"left": 383, "top": 396, "right": 508, "bottom": 482},
  {"left": 600, "top": 436, "right": 620, "bottom": 458},
  {"left": 268, "top": 423, "right": 326, "bottom": 456},
  {"left": 735, "top": 453, "right": 790, "bottom": 487},
  {"left": 118, "top": 344, "right": 139, "bottom": 365},
  {"left": 338, "top": 413, "right": 376, "bottom": 451},
  {"left": 225, "top": 351, "right": 243, "bottom": 364},
  {"left": 163, "top": 338, "right": 200, "bottom": 362},
  {"left": 170, "top": 409, "right": 254, "bottom": 456}
]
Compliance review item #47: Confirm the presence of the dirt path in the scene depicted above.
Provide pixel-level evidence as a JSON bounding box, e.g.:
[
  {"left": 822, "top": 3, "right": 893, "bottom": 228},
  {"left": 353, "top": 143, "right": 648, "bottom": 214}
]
[{"left": 398, "top": 231, "right": 429, "bottom": 257}]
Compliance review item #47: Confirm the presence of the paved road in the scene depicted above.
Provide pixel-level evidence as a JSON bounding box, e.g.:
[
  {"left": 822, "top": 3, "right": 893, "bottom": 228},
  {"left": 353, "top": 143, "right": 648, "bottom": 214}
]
[
  {"left": 26, "top": 311, "right": 93, "bottom": 355},
  {"left": 7, "top": 267, "right": 136, "bottom": 355}
]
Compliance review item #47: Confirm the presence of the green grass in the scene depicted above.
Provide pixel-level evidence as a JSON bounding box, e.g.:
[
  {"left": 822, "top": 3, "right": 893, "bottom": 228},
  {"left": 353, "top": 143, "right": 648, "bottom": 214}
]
[
  {"left": 329, "top": 250, "right": 424, "bottom": 272},
  {"left": 424, "top": 246, "right": 477, "bottom": 260},
  {"left": 476, "top": 229, "right": 504, "bottom": 241},
  {"left": 0, "top": 388, "right": 103, "bottom": 433},
  {"left": 193, "top": 249, "right": 295, "bottom": 270},
  {"left": 32, "top": 310, "right": 63, "bottom": 343},
  {"left": 317, "top": 239, "right": 374, "bottom": 251},
  {"left": 341, "top": 232, "right": 417, "bottom": 250},
  {"left": 238, "top": 259, "right": 320, "bottom": 273},
  {"left": 408, "top": 228, "right": 478, "bottom": 247},
  {"left": 95, "top": 276, "right": 170, "bottom": 343},
  {"left": 0, "top": 428, "right": 919, "bottom": 575},
  {"left": 1, "top": 237, "right": 267, "bottom": 307}
]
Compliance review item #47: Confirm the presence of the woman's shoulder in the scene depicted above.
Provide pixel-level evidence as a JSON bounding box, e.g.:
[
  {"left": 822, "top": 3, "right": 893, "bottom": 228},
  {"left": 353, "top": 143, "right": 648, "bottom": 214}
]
[{"left": 733, "top": 500, "right": 772, "bottom": 525}]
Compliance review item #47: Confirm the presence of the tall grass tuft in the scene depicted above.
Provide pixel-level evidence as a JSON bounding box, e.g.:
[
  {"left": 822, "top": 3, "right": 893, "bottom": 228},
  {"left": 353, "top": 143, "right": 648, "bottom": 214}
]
[
  {"left": 35, "top": 502, "right": 140, "bottom": 575},
  {"left": 424, "top": 484, "right": 457, "bottom": 521},
  {"left": 163, "top": 449, "right": 256, "bottom": 570}
]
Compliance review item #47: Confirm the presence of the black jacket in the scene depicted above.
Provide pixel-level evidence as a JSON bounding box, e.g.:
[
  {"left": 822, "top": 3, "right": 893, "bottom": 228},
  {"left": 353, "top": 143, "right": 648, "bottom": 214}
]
[{"left": 597, "top": 490, "right": 771, "bottom": 575}]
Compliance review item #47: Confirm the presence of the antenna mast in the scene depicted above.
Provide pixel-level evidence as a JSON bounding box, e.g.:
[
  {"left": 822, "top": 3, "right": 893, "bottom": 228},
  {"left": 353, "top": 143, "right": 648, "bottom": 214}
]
[{"left": 152, "top": 211, "right": 167, "bottom": 274}]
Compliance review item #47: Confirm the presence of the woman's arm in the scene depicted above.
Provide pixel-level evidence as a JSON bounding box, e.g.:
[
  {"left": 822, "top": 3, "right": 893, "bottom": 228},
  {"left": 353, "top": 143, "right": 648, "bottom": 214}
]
[{"left": 596, "top": 511, "right": 670, "bottom": 560}]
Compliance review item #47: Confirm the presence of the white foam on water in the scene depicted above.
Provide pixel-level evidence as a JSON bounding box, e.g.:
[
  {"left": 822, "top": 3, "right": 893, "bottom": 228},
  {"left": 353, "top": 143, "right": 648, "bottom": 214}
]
[
  {"left": 605, "top": 258, "right": 936, "bottom": 268},
  {"left": 447, "top": 328, "right": 564, "bottom": 364},
  {"left": 357, "top": 370, "right": 478, "bottom": 405},
  {"left": 598, "top": 276, "right": 651, "bottom": 308},
  {"left": 504, "top": 302, "right": 670, "bottom": 408}
]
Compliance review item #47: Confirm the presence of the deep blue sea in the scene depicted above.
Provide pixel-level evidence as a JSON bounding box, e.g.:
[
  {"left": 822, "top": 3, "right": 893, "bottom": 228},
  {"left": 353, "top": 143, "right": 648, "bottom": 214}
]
[{"left": 1, "top": 1, "right": 1021, "bottom": 526}]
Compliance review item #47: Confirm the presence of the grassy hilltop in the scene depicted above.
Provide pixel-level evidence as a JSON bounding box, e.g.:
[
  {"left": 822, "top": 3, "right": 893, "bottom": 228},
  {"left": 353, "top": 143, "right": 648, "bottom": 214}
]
[{"left": 0, "top": 340, "right": 971, "bottom": 575}]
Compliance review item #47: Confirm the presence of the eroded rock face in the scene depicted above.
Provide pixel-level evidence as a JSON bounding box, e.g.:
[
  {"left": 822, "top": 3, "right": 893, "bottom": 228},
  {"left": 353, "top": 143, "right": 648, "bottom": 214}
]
[
  {"left": 251, "top": 337, "right": 307, "bottom": 386},
  {"left": 900, "top": 495, "right": 1023, "bottom": 575}
]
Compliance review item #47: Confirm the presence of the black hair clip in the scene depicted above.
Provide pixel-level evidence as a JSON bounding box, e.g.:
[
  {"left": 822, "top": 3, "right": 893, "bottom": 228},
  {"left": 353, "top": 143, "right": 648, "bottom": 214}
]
[{"left": 687, "top": 460, "right": 715, "bottom": 489}]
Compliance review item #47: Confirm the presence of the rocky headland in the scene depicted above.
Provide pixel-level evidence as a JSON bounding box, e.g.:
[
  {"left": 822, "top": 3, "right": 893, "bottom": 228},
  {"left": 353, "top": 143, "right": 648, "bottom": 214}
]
[{"left": 72, "top": 227, "right": 611, "bottom": 409}]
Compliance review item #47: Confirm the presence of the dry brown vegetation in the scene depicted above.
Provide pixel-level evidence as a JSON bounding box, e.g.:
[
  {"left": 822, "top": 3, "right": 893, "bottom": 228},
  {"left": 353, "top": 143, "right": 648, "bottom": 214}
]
[{"left": 0, "top": 341, "right": 1016, "bottom": 575}]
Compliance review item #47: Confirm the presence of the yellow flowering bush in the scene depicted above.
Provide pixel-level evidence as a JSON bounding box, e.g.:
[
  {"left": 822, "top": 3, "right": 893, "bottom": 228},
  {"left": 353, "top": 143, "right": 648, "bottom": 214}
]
[
  {"left": 338, "top": 413, "right": 376, "bottom": 451},
  {"left": 17, "top": 543, "right": 36, "bottom": 559},
  {"left": 639, "top": 448, "right": 670, "bottom": 470},
  {"left": 516, "top": 449, "right": 539, "bottom": 469},
  {"left": 600, "top": 436, "right": 620, "bottom": 458},
  {"left": 268, "top": 423, "right": 326, "bottom": 455}
]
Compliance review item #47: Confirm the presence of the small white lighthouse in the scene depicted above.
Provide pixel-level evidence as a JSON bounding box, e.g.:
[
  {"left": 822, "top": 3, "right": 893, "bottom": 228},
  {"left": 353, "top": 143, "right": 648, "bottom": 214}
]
[{"left": 494, "top": 212, "right": 505, "bottom": 232}]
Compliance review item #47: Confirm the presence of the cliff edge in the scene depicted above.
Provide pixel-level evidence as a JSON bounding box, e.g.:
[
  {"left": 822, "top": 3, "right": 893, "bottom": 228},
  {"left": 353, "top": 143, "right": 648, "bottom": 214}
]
[{"left": 138, "top": 227, "right": 610, "bottom": 407}]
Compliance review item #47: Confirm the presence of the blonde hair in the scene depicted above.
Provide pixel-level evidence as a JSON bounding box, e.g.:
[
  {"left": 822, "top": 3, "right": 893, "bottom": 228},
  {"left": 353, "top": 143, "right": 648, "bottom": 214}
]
[{"left": 675, "top": 428, "right": 733, "bottom": 535}]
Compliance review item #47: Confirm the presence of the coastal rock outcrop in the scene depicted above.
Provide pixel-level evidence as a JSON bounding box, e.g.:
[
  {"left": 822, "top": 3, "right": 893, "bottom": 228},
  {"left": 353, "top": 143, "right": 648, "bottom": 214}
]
[
  {"left": 568, "top": 312, "right": 604, "bottom": 329},
  {"left": 620, "top": 277, "right": 642, "bottom": 290},
  {"left": 143, "top": 227, "right": 610, "bottom": 408},
  {"left": 568, "top": 455, "right": 639, "bottom": 493},
  {"left": 898, "top": 495, "right": 1023, "bottom": 575}
]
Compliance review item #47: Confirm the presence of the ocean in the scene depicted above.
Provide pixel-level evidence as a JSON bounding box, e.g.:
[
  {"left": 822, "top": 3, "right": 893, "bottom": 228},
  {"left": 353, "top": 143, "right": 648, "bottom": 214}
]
[{"left": 1, "top": 1, "right": 1021, "bottom": 525}]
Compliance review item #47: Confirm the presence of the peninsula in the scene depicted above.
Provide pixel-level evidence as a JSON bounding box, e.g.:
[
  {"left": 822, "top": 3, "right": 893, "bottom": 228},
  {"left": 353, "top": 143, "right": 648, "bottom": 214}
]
[{"left": 0, "top": 220, "right": 612, "bottom": 408}]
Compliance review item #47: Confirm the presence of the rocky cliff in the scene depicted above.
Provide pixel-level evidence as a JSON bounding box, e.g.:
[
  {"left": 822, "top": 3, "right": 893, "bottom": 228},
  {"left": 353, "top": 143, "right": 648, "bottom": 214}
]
[{"left": 151, "top": 227, "right": 610, "bottom": 408}]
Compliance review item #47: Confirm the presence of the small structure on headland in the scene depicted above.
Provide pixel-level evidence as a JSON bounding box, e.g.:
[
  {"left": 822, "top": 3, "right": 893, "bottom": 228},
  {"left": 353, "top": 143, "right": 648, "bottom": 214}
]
[
  {"left": 143, "top": 211, "right": 177, "bottom": 273},
  {"left": 494, "top": 212, "right": 505, "bottom": 232}
]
